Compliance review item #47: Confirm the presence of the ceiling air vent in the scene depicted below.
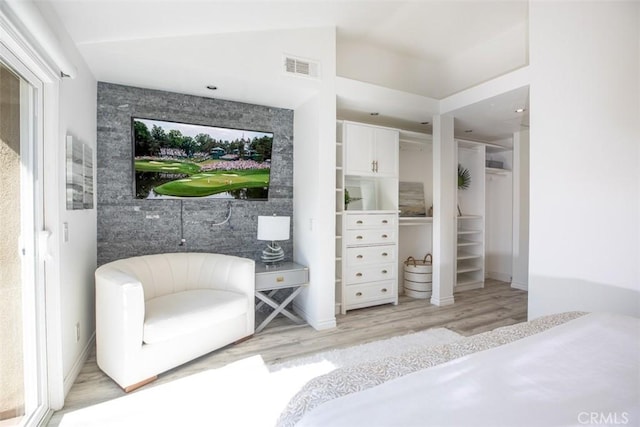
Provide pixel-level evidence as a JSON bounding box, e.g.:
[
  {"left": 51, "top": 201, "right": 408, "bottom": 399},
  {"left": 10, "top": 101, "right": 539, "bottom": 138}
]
[{"left": 284, "top": 55, "right": 320, "bottom": 79}]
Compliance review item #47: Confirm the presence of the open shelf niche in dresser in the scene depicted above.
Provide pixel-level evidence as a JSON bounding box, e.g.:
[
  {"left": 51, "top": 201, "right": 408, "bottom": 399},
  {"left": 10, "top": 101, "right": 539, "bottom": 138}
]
[{"left": 336, "top": 121, "right": 399, "bottom": 314}]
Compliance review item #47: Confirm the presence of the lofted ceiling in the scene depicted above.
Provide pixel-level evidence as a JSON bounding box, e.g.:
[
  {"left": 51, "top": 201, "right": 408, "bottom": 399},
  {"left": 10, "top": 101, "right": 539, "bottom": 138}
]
[{"left": 44, "top": 0, "right": 530, "bottom": 141}]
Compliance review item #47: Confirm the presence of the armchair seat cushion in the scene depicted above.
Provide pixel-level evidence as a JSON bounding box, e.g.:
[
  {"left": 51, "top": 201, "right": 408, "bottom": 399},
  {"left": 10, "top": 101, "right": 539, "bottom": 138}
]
[{"left": 143, "top": 289, "right": 248, "bottom": 344}]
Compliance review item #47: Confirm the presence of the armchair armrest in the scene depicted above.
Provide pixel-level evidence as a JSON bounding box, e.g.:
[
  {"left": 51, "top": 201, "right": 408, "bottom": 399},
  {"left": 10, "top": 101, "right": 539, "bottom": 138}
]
[{"left": 95, "top": 266, "right": 145, "bottom": 377}]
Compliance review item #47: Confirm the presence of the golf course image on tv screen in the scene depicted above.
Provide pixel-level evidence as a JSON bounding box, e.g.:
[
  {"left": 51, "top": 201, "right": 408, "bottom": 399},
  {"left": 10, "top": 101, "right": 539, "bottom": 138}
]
[{"left": 133, "top": 118, "right": 273, "bottom": 200}]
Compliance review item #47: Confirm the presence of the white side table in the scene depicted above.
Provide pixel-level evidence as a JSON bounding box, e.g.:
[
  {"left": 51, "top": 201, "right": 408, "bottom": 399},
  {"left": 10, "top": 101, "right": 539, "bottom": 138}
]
[{"left": 255, "top": 262, "right": 309, "bottom": 333}]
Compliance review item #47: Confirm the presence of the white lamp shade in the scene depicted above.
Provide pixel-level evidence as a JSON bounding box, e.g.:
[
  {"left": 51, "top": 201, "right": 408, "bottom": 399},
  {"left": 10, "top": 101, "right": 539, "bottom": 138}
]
[{"left": 257, "top": 216, "right": 290, "bottom": 241}]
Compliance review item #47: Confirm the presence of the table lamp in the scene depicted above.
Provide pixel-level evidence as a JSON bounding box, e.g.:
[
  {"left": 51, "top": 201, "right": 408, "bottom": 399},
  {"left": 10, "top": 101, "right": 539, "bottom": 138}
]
[{"left": 257, "top": 215, "right": 290, "bottom": 265}]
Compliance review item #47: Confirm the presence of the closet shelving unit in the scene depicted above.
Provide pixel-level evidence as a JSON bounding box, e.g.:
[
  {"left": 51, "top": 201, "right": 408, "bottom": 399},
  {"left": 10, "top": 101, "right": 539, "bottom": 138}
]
[
  {"left": 455, "top": 140, "right": 486, "bottom": 291},
  {"left": 335, "top": 121, "right": 344, "bottom": 314},
  {"left": 456, "top": 215, "right": 484, "bottom": 288}
]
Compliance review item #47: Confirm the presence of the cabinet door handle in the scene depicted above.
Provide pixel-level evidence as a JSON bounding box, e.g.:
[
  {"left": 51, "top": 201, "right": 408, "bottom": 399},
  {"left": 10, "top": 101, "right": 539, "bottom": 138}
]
[
  {"left": 381, "top": 288, "right": 388, "bottom": 293},
  {"left": 381, "top": 234, "right": 388, "bottom": 238},
  {"left": 382, "top": 269, "right": 388, "bottom": 274},
  {"left": 374, "top": 160, "right": 379, "bottom": 173},
  {"left": 371, "top": 160, "right": 375, "bottom": 172},
  {"left": 356, "top": 220, "right": 363, "bottom": 224},
  {"left": 382, "top": 219, "right": 388, "bottom": 224},
  {"left": 356, "top": 235, "right": 363, "bottom": 240},
  {"left": 381, "top": 252, "right": 388, "bottom": 257},
  {"left": 356, "top": 292, "right": 363, "bottom": 297},
  {"left": 356, "top": 272, "right": 363, "bottom": 277},
  {"left": 356, "top": 254, "right": 363, "bottom": 259}
]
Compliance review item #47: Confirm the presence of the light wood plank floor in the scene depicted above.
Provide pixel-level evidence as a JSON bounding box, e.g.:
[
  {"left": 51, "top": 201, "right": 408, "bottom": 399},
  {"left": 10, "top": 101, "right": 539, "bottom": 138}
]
[{"left": 49, "top": 279, "right": 526, "bottom": 425}]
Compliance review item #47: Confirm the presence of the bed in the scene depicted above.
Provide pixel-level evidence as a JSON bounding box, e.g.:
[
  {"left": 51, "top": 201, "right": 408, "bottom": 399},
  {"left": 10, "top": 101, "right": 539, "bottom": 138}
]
[{"left": 278, "top": 312, "right": 639, "bottom": 427}]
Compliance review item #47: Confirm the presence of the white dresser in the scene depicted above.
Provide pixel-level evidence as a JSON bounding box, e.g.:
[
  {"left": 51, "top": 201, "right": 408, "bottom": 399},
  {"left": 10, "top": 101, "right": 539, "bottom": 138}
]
[
  {"left": 336, "top": 121, "right": 400, "bottom": 314},
  {"left": 342, "top": 212, "right": 398, "bottom": 311}
]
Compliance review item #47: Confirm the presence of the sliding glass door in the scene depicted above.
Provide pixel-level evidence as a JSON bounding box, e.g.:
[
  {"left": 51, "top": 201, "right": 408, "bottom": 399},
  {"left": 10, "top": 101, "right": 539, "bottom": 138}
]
[{"left": 0, "top": 51, "right": 48, "bottom": 427}]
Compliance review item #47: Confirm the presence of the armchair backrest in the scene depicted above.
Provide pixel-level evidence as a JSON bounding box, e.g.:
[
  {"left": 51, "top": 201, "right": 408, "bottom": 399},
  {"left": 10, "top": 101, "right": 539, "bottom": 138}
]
[{"left": 104, "top": 252, "right": 255, "bottom": 301}]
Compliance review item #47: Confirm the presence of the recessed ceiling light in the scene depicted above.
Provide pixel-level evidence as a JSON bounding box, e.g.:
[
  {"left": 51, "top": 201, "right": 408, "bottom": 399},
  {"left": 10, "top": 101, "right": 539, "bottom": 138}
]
[
  {"left": 464, "top": 129, "right": 473, "bottom": 133},
  {"left": 370, "top": 112, "right": 379, "bottom": 116},
  {"left": 515, "top": 108, "right": 526, "bottom": 113},
  {"left": 420, "top": 121, "right": 430, "bottom": 125},
  {"left": 206, "top": 85, "right": 218, "bottom": 91}
]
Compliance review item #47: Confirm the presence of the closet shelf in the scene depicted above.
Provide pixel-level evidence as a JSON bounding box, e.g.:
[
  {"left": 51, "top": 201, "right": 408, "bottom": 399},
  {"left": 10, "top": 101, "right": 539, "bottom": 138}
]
[
  {"left": 456, "top": 266, "right": 483, "bottom": 274},
  {"left": 457, "top": 240, "right": 481, "bottom": 247},
  {"left": 399, "top": 217, "right": 433, "bottom": 226},
  {"left": 457, "top": 254, "right": 482, "bottom": 261},
  {"left": 458, "top": 229, "right": 482, "bottom": 235},
  {"left": 486, "top": 167, "right": 511, "bottom": 175}
]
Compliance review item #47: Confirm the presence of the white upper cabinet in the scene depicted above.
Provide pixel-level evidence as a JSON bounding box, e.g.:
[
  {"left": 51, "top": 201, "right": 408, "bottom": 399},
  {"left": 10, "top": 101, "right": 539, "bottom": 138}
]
[{"left": 344, "top": 122, "right": 398, "bottom": 177}]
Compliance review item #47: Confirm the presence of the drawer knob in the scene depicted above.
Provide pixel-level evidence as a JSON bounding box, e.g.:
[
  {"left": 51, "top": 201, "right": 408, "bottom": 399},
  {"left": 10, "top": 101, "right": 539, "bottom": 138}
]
[
  {"left": 381, "top": 288, "right": 388, "bottom": 293},
  {"left": 381, "top": 234, "right": 388, "bottom": 238},
  {"left": 356, "top": 292, "right": 363, "bottom": 297},
  {"left": 356, "top": 254, "right": 363, "bottom": 259},
  {"left": 276, "top": 276, "right": 284, "bottom": 282},
  {"left": 356, "top": 272, "right": 363, "bottom": 277},
  {"left": 382, "top": 269, "right": 388, "bottom": 274},
  {"left": 381, "top": 252, "right": 388, "bottom": 257},
  {"left": 356, "top": 220, "right": 363, "bottom": 224},
  {"left": 356, "top": 235, "right": 363, "bottom": 240},
  {"left": 382, "top": 220, "right": 388, "bottom": 224}
]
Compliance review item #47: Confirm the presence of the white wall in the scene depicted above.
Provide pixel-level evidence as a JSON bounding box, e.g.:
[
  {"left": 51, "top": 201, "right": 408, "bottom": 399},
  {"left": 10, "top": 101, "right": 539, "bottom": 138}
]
[
  {"left": 338, "top": 21, "right": 527, "bottom": 100},
  {"left": 431, "top": 114, "right": 456, "bottom": 306},
  {"left": 439, "top": 21, "right": 528, "bottom": 98},
  {"left": 292, "top": 27, "right": 337, "bottom": 330},
  {"left": 338, "top": 38, "right": 442, "bottom": 98},
  {"left": 511, "top": 130, "right": 529, "bottom": 290},
  {"left": 528, "top": 2, "right": 640, "bottom": 318},
  {"left": 35, "top": 2, "right": 97, "bottom": 407}
]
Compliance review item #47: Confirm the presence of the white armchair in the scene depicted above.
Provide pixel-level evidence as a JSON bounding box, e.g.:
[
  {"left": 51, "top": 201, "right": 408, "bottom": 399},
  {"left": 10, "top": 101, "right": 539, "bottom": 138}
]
[{"left": 95, "top": 252, "right": 255, "bottom": 391}]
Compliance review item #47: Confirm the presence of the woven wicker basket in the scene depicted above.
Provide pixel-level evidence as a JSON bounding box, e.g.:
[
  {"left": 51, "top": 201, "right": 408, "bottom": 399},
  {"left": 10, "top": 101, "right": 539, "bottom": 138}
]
[{"left": 403, "top": 254, "right": 433, "bottom": 299}]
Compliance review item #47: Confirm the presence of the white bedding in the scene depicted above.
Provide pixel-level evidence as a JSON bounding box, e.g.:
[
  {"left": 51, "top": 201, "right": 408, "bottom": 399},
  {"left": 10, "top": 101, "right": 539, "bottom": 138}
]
[{"left": 297, "top": 313, "right": 640, "bottom": 427}]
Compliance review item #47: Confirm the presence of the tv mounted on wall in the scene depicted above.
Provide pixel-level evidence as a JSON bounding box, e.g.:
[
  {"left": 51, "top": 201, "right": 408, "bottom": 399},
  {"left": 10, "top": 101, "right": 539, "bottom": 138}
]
[{"left": 132, "top": 118, "right": 273, "bottom": 200}]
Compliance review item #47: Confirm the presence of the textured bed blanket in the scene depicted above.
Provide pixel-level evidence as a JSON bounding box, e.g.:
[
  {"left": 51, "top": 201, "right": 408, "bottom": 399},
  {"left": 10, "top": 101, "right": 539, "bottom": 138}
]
[{"left": 277, "top": 312, "right": 590, "bottom": 427}]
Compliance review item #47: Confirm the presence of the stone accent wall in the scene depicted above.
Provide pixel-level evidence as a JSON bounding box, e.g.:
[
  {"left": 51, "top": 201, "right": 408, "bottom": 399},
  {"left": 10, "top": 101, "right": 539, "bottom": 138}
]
[{"left": 97, "top": 83, "right": 293, "bottom": 265}]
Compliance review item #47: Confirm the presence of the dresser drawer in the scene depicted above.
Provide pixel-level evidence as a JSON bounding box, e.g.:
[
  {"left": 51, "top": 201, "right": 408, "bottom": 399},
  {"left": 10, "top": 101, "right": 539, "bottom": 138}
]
[
  {"left": 345, "top": 229, "right": 396, "bottom": 246},
  {"left": 344, "top": 282, "right": 395, "bottom": 305},
  {"left": 255, "top": 268, "right": 309, "bottom": 291},
  {"left": 346, "top": 213, "right": 396, "bottom": 229},
  {"left": 345, "top": 245, "right": 395, "bottom": 266},
  {"left": 345, "top": 263, "right": 396, "bottom": 285}
]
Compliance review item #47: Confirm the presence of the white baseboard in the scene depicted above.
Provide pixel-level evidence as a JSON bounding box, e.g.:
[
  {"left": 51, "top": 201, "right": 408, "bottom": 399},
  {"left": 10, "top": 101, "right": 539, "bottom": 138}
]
[
  {"left": 511, "top": 281, "right": 528, "bottom": 291},
  {"left": 293, "top": 302, "right": 337, "bottom": 331},
  {"left": 63, "top": 332, "right": 95, "bottom": 398},
  {"left": 455, "top": 281, "right": 484, "bottom": 293},
  {"left": 486, "top": 271, "right": 512, "bottom": 283},
  {"left": 430, "top": 295, "right": 455, "bottom": 306}
]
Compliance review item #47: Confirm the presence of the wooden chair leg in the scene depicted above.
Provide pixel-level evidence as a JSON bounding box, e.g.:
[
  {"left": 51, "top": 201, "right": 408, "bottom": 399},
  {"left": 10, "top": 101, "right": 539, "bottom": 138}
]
[{"left": 123, "top": 375, "right": 157, "bottom": 393}]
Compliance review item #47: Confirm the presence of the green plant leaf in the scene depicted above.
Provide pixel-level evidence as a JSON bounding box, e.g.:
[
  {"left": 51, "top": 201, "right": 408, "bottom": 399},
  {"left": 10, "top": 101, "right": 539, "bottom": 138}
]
[{"left": 458, "top": 164, "right": 471, "bottom": 190}]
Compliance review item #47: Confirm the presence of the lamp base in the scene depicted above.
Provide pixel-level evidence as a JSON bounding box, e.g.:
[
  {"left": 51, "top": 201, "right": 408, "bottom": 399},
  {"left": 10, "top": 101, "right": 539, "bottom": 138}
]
[{"left": 261, "top": 242, "right": 285, "bottom": 265}]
